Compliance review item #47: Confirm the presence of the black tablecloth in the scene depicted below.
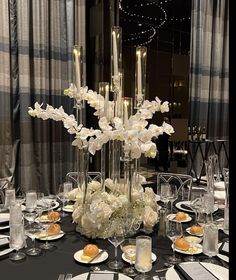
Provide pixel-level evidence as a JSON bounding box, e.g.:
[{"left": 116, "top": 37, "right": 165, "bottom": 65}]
[{"left": 0, "top": 207, "right": 228, "bottom": 280}]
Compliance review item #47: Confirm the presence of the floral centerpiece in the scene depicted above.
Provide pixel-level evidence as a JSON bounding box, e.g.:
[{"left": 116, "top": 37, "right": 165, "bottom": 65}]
[{"left": 28, "top": 85, "right": 174, "bottom": 238}]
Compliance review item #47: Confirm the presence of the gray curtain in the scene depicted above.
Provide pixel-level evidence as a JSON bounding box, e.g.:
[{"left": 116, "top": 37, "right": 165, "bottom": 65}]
[
  {"left": 189, "top": 0, "right": 229, "bottom": 140},
  {"left": 188, "top": 0, "right": 229, "bottom": 180},
  {"left": 0, "top": 0, "right": 86, "bottom": 194}
]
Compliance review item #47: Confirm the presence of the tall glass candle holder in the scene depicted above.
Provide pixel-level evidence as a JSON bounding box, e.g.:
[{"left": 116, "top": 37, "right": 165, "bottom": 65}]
[
  {"left": 73, "top": 45, "right": 84, "bottom": 109},
  {"left": 135, "top": 46, "right": 147, "bottom": 109},
  {"left": 99, "top": 82, "right": 110, "bottom": 191}
]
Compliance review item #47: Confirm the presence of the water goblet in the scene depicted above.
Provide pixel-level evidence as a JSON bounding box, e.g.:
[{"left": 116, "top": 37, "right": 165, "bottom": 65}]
[
  {"left": 25, "top": 191, "right": 37, "bottom": 213},
  {"left": 57, "top": 183, "right": 72, "bottom": 217},
  {"left": 4, "top": 188, "right": 16, "bottom": 209},
  {"left": 190, "top": 192, "right": 203, "bottom": 224},
  {"left": 160, "top": 183, "right": 171, "bottom": 210},
  {"left": 39, "top": 221, "right": 55, "bottom": 250},
  {"left": 134, "top": 235, "right": 152, "bottom": 280},
  {"left": 120, "top": 238, "right": 138, "bottom": 277},
  {"left": 202, "top": 222, "right": 218, "bottom": 263},
  {"left": 25, "top": 224, "right": 42, "bottom": 256},
  {"left": 9, "top": 223, "right": 26, "bottom": 261},
  {"left": 165, "top": 219, "right": 183, "bottom": 265},
  {"left": 108, "top": 225, "right": 125, "bottom": 270},
  {"left": 168, "top": 184, "right": 178, "bottom": 214}
]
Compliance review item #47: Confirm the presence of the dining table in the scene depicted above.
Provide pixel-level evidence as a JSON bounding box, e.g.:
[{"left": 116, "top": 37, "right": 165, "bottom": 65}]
[{"left": 0, "top": 199, "right": 229, "bottom": 280}]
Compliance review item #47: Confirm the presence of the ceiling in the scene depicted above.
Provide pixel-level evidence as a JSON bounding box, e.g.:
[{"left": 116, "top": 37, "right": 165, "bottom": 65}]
[{"left": 119, "top": 0, "right": 192, "bottom": 54}]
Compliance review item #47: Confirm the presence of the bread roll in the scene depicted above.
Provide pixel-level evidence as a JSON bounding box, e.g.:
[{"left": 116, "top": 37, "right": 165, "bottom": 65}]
[
  {"left": 47, "top": 211, "right": 60, "bottom": 221},
  {"left": 47, "top": 223, "right": 61, "bottom": 235},
  {"left": 83, "top": 244, "right": 99, "bottom": 258},
  {"left": 190, "top": 225, "right": 203, "bottom": 235},
  {"left": 175, "top": 211, "right": 188, "bottom": 221},
  {"left": 175, "top": 237, "right": 190, "bottom": 251}
]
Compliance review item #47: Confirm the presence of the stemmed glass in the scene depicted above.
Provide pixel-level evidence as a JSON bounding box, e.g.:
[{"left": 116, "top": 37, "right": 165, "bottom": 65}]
[
  {"left": 160, "top": 183, "right": 171, "bottom": 210},
  {"left": 57, "top": 183, "right": 72, "bottom": 217},
  {"left": 168, "top": 184, "right": 178, "bottom": 214},
  {"left": 120, "top": 238, "right": 137, "bottom": 277},
  {"left": 190, "top": 192, "right": 203, "bottom": 224},
  {"left": 108, "top": 225, "right": 125, "bottom": 270},
  {"left": 134, "top": 235, "right": 152, "bottom": 280},
  {"left": 25, "top": 223, "right": 42, "bottom": 256},
  {"left": 9, "top": 223, "right": 26, "bottom": 261},
  {"left": 165, "top": 219, "right": 183, "bottom": 265},
  {"left": 40, "top": 204, "right": 55, "bottom": 250}
]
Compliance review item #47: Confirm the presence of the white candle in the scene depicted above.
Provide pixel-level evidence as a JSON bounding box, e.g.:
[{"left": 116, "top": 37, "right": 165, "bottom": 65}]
[
  {"left": 104, "top": 84, "right": 109, "bottom": 118},
  {"left": 137, "top": 50, "right": 142, "bottom": 101},
  {"left": 112, "top": 31, "right": 118, "bottom": 77},
  {"left": 124, "top": 100, "right": 129, "bottom": 127},
  {"left": 73, "top": 48, "right": 81, "bottom": 91}
]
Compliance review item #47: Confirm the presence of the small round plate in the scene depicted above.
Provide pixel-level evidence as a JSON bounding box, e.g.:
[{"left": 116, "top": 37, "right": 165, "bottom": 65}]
[
  {"left": 36, "top": 230, "right": 65, "bottom": 241},
  {"left": 0, "top": 234, "right": 9, "bottom": 247},
  {"left": 172, "top": 243, "right": 203, "bottom": 255},
  {"left": 167, "top": 213, "right": 192, "bottom": 223},
  {"left": 73, "top": 249, "right": 108, "bottom": 264},
  {"left": 35, "top": 216, "right": 61, "bottom": 223},
  {"left": 122, "top": 252, "right": 157, "bottom": 264},
  {"left": 186, "top": 227, "right": 203, "bottom": 237},
  {"left": 0, "top": 213, "right": 10, "bottom": 224}
]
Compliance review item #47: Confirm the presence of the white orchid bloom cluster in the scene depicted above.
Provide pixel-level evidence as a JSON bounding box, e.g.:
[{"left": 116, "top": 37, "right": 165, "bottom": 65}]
[{"left": 28, "top": 85, "right": 174, "bottom": 159}]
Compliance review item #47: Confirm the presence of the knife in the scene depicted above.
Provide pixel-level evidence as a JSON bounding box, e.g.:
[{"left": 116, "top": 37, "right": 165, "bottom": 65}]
[{"left": 88, "top": 250, "right": 106, "bottom": 263}]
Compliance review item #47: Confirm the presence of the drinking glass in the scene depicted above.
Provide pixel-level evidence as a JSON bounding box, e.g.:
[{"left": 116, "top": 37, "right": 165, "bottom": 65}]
[
  {"left": 120, "top": 238, "right": 137, "bottom": 277},
  {"left": 134, "top": 235, "right": 152, "bottom": 280},
  {"left": 57, "top": 183, "right": 72, "bottom": 217},
  {"left": 223, "top": 168, "right": 229, "bottom": 235},
  {"left": 168, "top": 184, "right": 178, "bottom": 214},
  {"left": 165, "top": 219, "right": 183, "bottom": 264},
  {"left": 108, "top": 225, "right": 125, "bottom": 270},
  {"left": 203, "top": 192, "right": 215, "bottom": 215},
  {"left": 202, "top": 222, "right": 218, "bottom": 263},
  {"left": 9, "top": 202, "right": 23, "bottom": 225},
  {"left": 40, "top": 221, "right": 55, "bottom": 250},
  {"left": 9, "top": 223, "right": 26, "bottom": 261},
  {"left": 190, "top": 192, "right": 203, "bottom": 224},
  {"left": 25, "top": 191, "right": 37, "bottom": 212},
  {"left": 160, "top": 183, "right": 171, "bottom": 209},
  {"left": 25, "top": 224, "right": 42, "bottom": 256},
  {"left": 4, "top": 188, "right": 16, "bottom": 209}
]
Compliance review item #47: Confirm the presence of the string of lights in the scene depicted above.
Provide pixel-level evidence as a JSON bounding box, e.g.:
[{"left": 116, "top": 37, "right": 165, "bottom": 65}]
[{"left": 119, "top": 0, "right": 191, "bottom": 46}]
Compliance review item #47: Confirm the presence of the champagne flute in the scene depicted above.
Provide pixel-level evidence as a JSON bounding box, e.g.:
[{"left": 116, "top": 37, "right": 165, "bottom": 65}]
[
  {"left": 9, "top": 223, "right": 26, "bottom": 261},
  {"left": 108, "top": 225, "right": 125, "bottom": 270},
  {"left": 120, "top": 238, "right": 138, "bottom": 277},
  {"left": 165, "top": 219, "right": 182, "bottom": 265},
  {"left": 134, "top": 235, "right": 152, "bottom": 280}
]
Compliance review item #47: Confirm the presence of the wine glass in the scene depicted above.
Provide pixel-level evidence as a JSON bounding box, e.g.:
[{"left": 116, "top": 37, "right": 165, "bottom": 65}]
[
  {"left": 108, "top": 225, "right": 125, "bottom": 270},
  {"left": 25, "top": 191, "right": 37, "bottom": 213},
  {"left": 9, "top": 223, "right": 26, "bottom": 261},
  {"left": 165, "top": 219, "right": 183, "bottom": 265},
  {"left": 120, "top": 238, "right": 138, "bottom": 277},
  {"left": 190, "top": 192, "right": 203, "bottom": 224},
  {"left": 134, "top": 235, "right": 152, "bottom": 280},
  {"left": 160, "top": 183, "right": 171, "bottom": 209},
  {"left": 168, "top": 184, "right": 178, "bottom": 214},
  {"left": 57, "top": 183, "right": 72, "bottom": 217},
  {"left": 25, "top": 224, "right": 42, "bottom": 256}
]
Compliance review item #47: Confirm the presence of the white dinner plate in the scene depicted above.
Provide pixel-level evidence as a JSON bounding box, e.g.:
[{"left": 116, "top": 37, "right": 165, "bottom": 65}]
[
  {"left": 0, "top": 224, "right": 10, "bottom": 231},
  {"left": 122, "top": 252, "right": 157, "bottom": 264},
  {"left": 72, "top": 272, "right": 132, "bottom": 280},
  {"left": 0, "top": 247, "right": 14, "bottom": 257},
  {"left": 36, "top": 230, "right": 65, "bottom": 241},
  {"left": 0, "top": 213, "right": 10, "bottom": 224},
  {"left": 63, "top": 205, "right": 74, "bottom": 213},
  {"left": 73, "top": 249, "right": 108, "bottom": 264},
  {"left": 165, "top": 262, "right": 229, "bottom": 280},
  {"left": 175, "top": 201, "right": 218, "bottom": 214},
  {"left": 0, "top": 234, "right": 9, "bottom": 247},
  {"left": 37, "top": 200, "right": 60, "bottom": 210},
  {"left": 155, "top": 194, "right": 161, "bottom": 202},
  {"left": 217, "top": 243, "right": 229, "bottom": 263},
  {"left": 172, "top": 243, "right": 202, "bottom": 255},
  {"left": 186, "top": 227, "right": 203, "bottom": 237},
  {"left": 167, "top": 213, "right": 192, "bottom": 223}
]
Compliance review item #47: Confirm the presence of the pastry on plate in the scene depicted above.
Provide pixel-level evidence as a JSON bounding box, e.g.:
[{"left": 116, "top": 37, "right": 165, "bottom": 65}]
[
  {"left": 81, "top": 244, "right": 99, "bottom": 261},
  {"left": 47, "top": 211, "right": 60, "bottom": 221},
  {"left": 175, "top": 211, "right": 188, "bottom": 221},
  {"left": 190, "top": 225, "right": 203, "bottom": 235},
  {"left": 174, "top": 237, "right": 190, "bottom": 251}
]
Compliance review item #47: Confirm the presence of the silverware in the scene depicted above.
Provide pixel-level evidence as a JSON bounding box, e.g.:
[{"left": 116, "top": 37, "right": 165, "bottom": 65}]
[
  {"left": 88, "top": 250, "right": 106, "bottom": 263},
  {"left": 155, "top": 268, "right": 169, "bottom": 273},
  {"left": 65, "top": 273, "right": 73, "bottom": 280}
]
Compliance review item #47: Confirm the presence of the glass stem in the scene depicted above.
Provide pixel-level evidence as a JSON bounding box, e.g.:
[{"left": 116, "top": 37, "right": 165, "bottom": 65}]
[
  {"left": 32, "top": 237, "right": 35, "bottom": 249},
  {"left": 172, "top": 242, "right": 176, "bottom": 258},
  {"left": 170, "top": 201, "right": 173, "bottom": 213},
  {"left": 115, "top": 246, "right": 117, "bottom": 259}
]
